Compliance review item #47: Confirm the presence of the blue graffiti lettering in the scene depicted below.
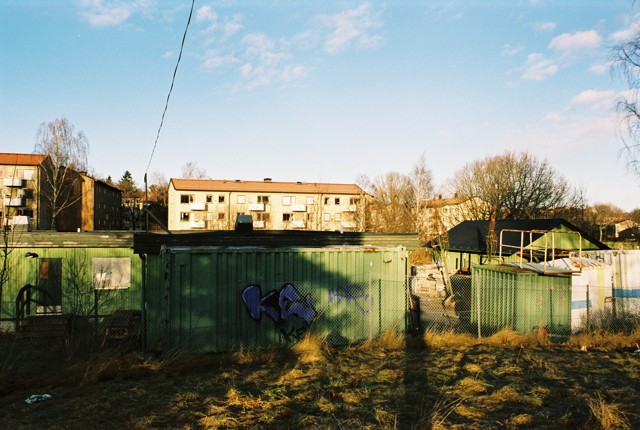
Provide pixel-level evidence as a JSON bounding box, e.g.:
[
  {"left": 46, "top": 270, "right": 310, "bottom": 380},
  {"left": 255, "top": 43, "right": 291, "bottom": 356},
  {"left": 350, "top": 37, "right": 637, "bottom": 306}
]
[
  {"left": 241, "top": 283, "right": 316, "bottom": 341},
  {"left": 328, "top": 285, "right": 372, "bottom": 313}
]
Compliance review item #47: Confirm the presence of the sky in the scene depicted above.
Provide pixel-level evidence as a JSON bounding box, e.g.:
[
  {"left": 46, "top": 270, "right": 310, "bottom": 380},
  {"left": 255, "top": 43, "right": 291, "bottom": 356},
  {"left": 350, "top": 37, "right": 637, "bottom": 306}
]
[{"left": 2, "top": 1, "right": 640, "bottom": 211}]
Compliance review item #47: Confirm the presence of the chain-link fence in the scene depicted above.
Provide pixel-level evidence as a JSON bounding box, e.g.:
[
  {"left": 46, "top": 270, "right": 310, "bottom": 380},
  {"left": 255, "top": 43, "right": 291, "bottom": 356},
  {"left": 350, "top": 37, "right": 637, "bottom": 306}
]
[
  {"left": 1, "top": 286, "right": 141, "bottom": 362},
  {"left": 412, "top": 265, "right": 640, "bottom": 338},
  {"left": 146, "top": 277, "right": 408, "bottom": 353}
]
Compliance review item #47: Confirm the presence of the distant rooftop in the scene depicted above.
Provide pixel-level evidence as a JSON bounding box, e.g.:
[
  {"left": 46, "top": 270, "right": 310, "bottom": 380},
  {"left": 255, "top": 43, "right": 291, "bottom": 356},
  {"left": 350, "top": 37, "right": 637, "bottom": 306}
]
[
  {"left": 0, "top": 153, "right": 48, "bottom": 166},
  {"left": 171, "top": 178, "right": 368, "bottom": 196}
]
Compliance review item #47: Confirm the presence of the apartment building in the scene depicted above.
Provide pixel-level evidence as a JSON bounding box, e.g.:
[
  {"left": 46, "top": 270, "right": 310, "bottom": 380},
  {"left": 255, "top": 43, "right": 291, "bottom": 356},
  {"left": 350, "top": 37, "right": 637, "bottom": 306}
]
[
  {"left": 0, "top": 153, "right": 51, "bottom": 230},
  {"left": 422, "top": 195, "right": 488, "bottom": 239},
  {"left": 168, "top": 178, "right": 369, "bottom": 232},
  {"left": 1, "top": 152, "right": 121, "bottom": 231}
]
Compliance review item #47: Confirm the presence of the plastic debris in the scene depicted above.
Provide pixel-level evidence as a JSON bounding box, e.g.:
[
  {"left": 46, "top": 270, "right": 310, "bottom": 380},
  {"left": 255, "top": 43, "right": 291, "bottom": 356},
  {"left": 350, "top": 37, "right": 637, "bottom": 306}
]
[{"left": 25, "top": 394, "right": 52, "bottom": 404}]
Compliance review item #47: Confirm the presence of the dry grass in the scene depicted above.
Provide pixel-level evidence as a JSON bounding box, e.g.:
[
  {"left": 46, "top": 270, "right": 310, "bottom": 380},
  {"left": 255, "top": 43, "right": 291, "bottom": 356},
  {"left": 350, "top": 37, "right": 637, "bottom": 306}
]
[
  {"left": 1, "top": 329, "right": 640, "bottom": 429},
  {"left": 586, "top": 392, "right": 632, "bottom": 430}
]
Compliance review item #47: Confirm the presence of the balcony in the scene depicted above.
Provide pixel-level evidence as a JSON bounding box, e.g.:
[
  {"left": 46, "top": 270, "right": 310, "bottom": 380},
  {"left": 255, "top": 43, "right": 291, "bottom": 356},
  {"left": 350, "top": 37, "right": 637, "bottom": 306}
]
[
  {"left": 291, "top": 204, "right": 307, "bottom": 212},
  {"left": 3, "top": 178, "right": 25, "bottom": 187},
  {"left": 3, "top": 196, "right": 25, "bottom": 207},
  {"left": 341, "top": 221, "right": 357, "bottom": 229},
  {"left": 253, "top": 220, "right": 265, "bottom": 229},
  {"left": 189, "top": 202, "right": 206, "bottom": 211},
  {"left": 189, "top": 220, "right": 205, "bottom": 229},
  {"left": 248, "top": 203, "right": 265, "bottom": 211},
  {"left": 291, "top": 220, "right": 305, "bottom": 228},
  {"left": 342, "top": 205, "right": 357, "bottom": 212}
]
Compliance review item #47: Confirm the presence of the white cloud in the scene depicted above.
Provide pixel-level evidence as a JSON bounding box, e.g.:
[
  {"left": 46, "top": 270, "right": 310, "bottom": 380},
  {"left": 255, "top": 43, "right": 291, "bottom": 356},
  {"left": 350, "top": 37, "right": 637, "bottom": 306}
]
[
  {"left": 316, "top": 3, "right": 383, "bottom": 53},
  {"left": 610, "top": 17, "right": 640, "bottom": 42},
  {"left": 78, "top": 0, "right": 152, "bottom": 28},
  {"left": 570, "top": 89, "right": 615, "bottom": 108},
  {"left": 236, "top": 33, "right": 307, "bottom": 89},
  {"left": 502, "top": 44, "right": 522, "bottom": 57},
  {"left": 548, "top": 30, "right": 602, "bottom": 55},
  {"left": 196, "top": 5, "right": 216, "bottom": 23},
  {"left": 589, "top": 62, "right": 610, "bottom": 75},
  {"left": 521, "top": 53, "right": 558, "bottom": 81},
  {"left": 535, "top": 21, "right": 557, "bottom": 31},
  {"left": 202, "top": 50, "right": 239, "bottom": 69}
]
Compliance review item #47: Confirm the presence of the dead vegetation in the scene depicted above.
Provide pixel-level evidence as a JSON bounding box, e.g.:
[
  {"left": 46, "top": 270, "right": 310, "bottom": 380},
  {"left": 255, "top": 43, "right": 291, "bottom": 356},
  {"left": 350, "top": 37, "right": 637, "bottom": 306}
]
[{"left": 1, "top": 327, "right": 639, "bottom": 429}]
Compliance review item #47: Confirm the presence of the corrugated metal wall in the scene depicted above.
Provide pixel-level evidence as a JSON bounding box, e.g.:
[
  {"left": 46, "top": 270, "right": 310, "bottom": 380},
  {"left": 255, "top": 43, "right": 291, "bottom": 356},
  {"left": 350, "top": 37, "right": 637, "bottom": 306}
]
[
  {"left": 144, "top": 246, "right": 408, "bottom": 352},
  {"left": 471, "top": 265, "right": 572, "bottom": 336}
]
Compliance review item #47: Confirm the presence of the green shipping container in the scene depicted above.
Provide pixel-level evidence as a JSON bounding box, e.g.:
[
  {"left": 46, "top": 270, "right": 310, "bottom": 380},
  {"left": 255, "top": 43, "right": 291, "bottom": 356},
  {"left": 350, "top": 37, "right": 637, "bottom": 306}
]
[
  {"left": 471, "top": 264, "right": 572, "bottom": 337},
  {"left": 144, "top": 246, "right": 409, "bottom": 352}
]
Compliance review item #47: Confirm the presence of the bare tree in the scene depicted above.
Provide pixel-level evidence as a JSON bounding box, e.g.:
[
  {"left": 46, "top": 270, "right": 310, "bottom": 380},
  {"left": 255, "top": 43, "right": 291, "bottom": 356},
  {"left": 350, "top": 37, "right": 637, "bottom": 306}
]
[
  {"left": 34, "top": 117, "right": 89, "bottom": 230},
  {"left": 181, "top": 161, "right": 207, "bottom": 179},
  {"left": 449, "top": 150, "right": 582, "bottom": 221},
  {"left": 409, "top": 154, "right": 434, "bottom": 239},
  {"left": 611, "top": 28, "right": 640, "bottom": 178},
  {"left": 368, "top": 171, "right": 414, "bottom": 232}
]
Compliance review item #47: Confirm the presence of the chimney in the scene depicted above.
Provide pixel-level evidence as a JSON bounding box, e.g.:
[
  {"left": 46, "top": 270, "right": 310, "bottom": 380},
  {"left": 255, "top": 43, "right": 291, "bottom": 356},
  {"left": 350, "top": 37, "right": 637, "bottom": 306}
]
[{"left": 264, "top": 178, "right": 272, "bottom": 182}]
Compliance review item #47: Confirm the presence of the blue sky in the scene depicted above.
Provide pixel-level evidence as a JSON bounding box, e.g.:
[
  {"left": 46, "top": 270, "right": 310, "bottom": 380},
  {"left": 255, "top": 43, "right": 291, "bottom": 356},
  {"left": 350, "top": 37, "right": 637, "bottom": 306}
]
[{"left": 2, "top": 1, "right": 640, "bottom": 211}]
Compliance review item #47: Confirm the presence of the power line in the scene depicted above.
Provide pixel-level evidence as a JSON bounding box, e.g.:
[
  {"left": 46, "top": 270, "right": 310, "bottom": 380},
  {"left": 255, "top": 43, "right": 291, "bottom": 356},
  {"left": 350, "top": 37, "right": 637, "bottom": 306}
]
[{"left": 145, "top": 0, "right": 195, "bottom": 175}]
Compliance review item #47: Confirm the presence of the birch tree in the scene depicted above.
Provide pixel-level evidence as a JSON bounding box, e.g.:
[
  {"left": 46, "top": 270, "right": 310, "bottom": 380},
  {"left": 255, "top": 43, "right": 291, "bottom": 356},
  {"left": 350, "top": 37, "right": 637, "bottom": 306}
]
[{"left": 34, "top": 117, "right": 89, "bottom": 230}]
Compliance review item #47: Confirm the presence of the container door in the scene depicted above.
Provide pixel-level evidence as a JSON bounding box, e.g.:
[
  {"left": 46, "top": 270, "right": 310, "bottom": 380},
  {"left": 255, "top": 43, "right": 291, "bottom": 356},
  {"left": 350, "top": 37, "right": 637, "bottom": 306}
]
[{"left": 37, "top": 258, "right": 62, "bottom": 314}]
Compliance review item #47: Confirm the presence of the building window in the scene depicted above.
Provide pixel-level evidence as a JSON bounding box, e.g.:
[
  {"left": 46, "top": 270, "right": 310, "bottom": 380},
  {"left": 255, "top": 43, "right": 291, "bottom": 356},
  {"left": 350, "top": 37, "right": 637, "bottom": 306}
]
[
  {"left": 334, "top": 197, "right": 341, "bottom": 205},
  {"left": 180, "top": 194, "right": 194, "bottom": 204},
  {"left": 218, "top": 212, "right": 225, "bottom": 220},
  {"left": 258, "top": 195, "right": 270, "bottom": 204},
  {"left": 306, "top": 196, "right": 315, "bottom": 205},
  {"left": 323, "top": 213, "right": 330, "bottom": 222},
  {"left": 283, "top": 213, "right": 291, "bottom": 222},
  {"left": 324, "top": 197, "right": 330, "bottom": 205},
  {"left": 256, "top": 213, "right": 270, "bottom": 222},
  {"left": 218, "top": 195, "right": 225, "bottom": 203},
  {"left": 206, "top": 195, "right": 213, "bottom": 203},
  {"left": 349, "top": 197, "right": 360, "bottom": 205},
  {"left": 180, "top": 212, "right": 190, "bottom": 222},
  {"left": 93, "top": 257, "right": 131, "bottom": 290},
  {"left": 237, "top": 195, "right": 246, "bottom": 204},
  {"left": 334, "top": 213, "right": 341, "bottom": 221},
  {"left": 282, "top": 196, "right": 293, "bottom": 205}
]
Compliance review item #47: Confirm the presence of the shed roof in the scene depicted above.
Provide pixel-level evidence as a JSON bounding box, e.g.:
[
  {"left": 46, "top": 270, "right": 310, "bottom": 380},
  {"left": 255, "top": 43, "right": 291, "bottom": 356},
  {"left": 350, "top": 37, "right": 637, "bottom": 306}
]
[
  {"left": 439, "top": 219, "right": 609, "bottom": 255},
  {"left": 134, "top": 230, "right": 418, "bottom": 254},
  {"left": 170, "top": 178, "right": 367, "bottom": 195}
]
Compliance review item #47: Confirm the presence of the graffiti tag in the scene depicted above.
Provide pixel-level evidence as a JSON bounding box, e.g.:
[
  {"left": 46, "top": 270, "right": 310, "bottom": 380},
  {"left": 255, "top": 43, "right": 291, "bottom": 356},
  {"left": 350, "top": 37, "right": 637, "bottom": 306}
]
[
  {"left": 241, "top": 283, "right": 316, "bottom": 342},
  {"left": 328, "top": 285, "right": 373, "bottom": 314}
]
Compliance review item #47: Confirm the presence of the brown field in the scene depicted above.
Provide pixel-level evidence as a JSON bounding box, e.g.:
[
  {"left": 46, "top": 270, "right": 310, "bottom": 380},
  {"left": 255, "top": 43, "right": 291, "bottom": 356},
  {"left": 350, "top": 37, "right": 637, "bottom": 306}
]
[{"left": 1, "top": 328, "right": 640, "bottom": 429}]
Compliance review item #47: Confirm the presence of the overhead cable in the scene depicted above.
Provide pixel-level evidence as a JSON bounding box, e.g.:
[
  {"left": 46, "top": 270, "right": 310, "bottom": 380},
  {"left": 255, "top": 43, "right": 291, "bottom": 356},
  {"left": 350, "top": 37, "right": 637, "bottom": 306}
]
[{"left": 145, "top": 0, "right": 195, "bottom": 175}]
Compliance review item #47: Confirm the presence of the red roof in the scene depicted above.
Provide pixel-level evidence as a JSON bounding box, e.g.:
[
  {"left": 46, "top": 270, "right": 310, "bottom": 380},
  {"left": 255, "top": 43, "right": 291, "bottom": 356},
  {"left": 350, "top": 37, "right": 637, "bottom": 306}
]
[
  {"left": 171, "top": 178, "right": 367, "bottom": 195},
  {"left": 0, "top": 153, "right": 48, "bottom": 166}
]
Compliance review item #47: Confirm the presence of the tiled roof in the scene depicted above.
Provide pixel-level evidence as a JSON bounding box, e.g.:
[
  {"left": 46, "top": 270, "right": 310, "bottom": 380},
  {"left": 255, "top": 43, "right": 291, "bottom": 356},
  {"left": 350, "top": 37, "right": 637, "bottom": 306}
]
[
  {"left": 423, "top": 196, "right": 470, "bottom": 208},
  {"left": 0, "top": 153, "right": 48, "bottom": 166},
  {"left": 170, "top": 178, "right": 367, "bottom": 195}
]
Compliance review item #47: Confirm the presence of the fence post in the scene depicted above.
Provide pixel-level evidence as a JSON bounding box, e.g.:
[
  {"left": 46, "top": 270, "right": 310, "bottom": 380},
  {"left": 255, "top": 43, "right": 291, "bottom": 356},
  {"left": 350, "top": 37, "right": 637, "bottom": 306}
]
[
  {"left": 476, "top": 277, "right": 482, "bottom": 338},
  {"left": 586, "top": 283, "right": 590, "bottom": 331},
  {"left": 368, "top": 263, "right": 373, "bottom": 340}
]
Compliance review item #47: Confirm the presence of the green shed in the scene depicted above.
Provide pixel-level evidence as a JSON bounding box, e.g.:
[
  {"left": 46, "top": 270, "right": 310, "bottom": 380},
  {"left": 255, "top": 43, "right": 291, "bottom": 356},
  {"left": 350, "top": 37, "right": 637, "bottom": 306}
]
[
  {"left": 143, "top": 245, "right": 409, "bottom": 352},
  {"left": 471, "top": 264, "right": 572, "bottom": 337},
  {"left": 0, "top": 231, "right": 142, "bottom": 332}
]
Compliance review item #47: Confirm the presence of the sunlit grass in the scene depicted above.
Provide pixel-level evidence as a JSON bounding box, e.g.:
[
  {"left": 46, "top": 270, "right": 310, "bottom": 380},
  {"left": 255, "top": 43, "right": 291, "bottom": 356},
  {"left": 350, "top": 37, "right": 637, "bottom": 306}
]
[{"left": 586, "top": 392, "right": 631, "bottom": 430}]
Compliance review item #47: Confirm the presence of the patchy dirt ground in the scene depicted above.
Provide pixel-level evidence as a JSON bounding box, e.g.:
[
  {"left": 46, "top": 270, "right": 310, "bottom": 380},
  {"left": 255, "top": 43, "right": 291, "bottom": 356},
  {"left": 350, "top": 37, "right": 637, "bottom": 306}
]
[{"left": 1, "top": 331, "right": 639, "bottom": 429}]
